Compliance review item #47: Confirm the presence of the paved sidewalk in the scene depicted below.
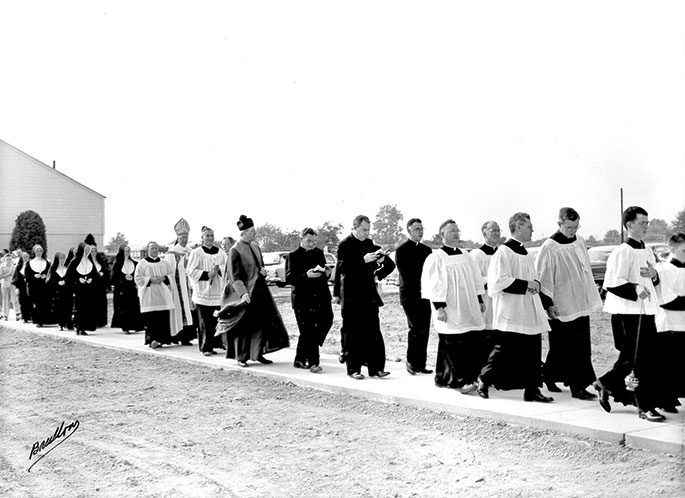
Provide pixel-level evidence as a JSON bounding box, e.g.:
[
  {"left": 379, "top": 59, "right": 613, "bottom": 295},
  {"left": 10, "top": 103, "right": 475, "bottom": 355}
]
[{"left": 5, "top": 319, "right": 683, "bottom": 455}]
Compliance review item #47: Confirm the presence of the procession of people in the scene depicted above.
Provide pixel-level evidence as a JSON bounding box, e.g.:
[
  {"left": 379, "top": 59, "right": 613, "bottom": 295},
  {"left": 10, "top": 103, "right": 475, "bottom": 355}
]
[{"left": 1, "top": 206, "right": 683, "bottom": 423}]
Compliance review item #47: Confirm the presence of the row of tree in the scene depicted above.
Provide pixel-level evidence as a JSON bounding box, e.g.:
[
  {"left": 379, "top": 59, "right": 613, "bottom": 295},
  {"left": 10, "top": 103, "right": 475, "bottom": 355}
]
[
  {"left": 100, "top": 205, "right": 685, "bottom": 255},
  {"left": 8, "top": 206, "right": 685, "bottom": 257}
]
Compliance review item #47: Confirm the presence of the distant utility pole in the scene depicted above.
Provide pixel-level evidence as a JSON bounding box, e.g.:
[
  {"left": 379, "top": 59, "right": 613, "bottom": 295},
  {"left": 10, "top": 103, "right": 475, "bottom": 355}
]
[{"left": 620, "top": 187, "right": 624, "bottom": 243}]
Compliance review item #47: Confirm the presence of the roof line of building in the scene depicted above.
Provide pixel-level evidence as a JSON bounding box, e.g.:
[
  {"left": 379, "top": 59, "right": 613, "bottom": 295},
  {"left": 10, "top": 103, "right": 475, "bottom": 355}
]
[{"left": 0, "top": 138, "right": 107, "bottom": 199}]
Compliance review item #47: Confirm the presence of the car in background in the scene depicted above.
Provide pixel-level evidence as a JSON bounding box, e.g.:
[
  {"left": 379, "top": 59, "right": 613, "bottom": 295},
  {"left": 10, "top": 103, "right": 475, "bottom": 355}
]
[
  {"left": 266, "top": 250, "right": 337, "bottom": 287},
  {"left": 646, "top": 242, "right": 670, "bottom": 262},
  {"left": 587, "top": 245, "right": 618, "bottom": 299},
  {"left": 263, "top": 251, "right": 289, "bottom": 287}
]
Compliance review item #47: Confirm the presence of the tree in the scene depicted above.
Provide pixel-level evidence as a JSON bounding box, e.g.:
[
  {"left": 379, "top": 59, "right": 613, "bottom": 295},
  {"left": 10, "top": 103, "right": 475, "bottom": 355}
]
[
  {"left": 671, "top": 208, "right": 685, "bottom": 233},
  {"left": 585, "top": 235, "right": 600, "bottom": 247},
  {"left": 644, "top": 218, "right": 669, "bottom": 242},
  {"left": 9, "top": 210, "right": 48, "bottom": 255},
  {"left": 372, "top": 204, "right": 404, "bottom": 249},
  {"left": 105, "top": 232, "right": 129, "bottom": 254},
  {"left": 317, "top": 221, "right": 344, "bottom": 254},
  {"left": 255, "top": 224, "right": 300, "bottom": 252},
  {"left": 603, "top": 229, "right": 621, "bottom": 245}
]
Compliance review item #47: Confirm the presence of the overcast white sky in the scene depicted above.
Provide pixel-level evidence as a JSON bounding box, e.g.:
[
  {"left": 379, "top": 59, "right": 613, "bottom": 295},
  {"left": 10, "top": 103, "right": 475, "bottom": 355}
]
[{"left": 2, "top": 1, "right": 684, "bottom": 247}]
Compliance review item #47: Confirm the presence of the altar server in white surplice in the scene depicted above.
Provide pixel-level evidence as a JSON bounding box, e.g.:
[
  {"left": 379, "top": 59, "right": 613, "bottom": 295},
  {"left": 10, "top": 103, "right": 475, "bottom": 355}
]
[
  {"left": 187, "top": 226, "right": 227, "bottom": 356},
  {"left": 654, "top": 232, "right": 685, "bottom": 414},
  {"left": 422, "top": 219, "right": 486, "bottom": 393},
  {"left": 535, "top": 207, "right": 602, "bottom": 401},
  {"left": 594, "top": 206, "right": 666, "bottom": 423},
  {"left": 477, "top": 212, "right": 553, "bottom": 403},
  {"left": 135, "top": 241, "right": 174, "bottom": 349},
  {"left": 165, "top": 218, "right": 197, "bottom": 346}
]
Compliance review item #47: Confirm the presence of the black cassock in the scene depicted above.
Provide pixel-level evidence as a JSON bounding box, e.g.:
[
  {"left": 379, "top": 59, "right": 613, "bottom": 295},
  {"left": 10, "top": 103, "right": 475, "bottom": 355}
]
[
  {"left": 335, "top": 234, "right": 395, "bottom": 376},
  {"left": 285, "top": 246, "right": 334, "bottom": 367}
]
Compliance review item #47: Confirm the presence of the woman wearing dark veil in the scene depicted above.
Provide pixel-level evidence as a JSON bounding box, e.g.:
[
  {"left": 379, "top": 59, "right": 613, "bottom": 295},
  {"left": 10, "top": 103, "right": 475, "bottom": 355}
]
[
  {"left": 25, "top": 244, "right": 54, "bottom": 327},
  {"left": 47, "top": 252, "right": 72, "bottom": 331},
  {"left": 111, "top": 245, "right": 143, "bottom": 334},
  {"left": 68, "top": 242, "right": 100, "bottom": 335},
  {"left": 84, "top": 234, "right": 110, "bottom": 328},
  {"left": 11, "top": 252, "right": 32, "bottom": 323}
]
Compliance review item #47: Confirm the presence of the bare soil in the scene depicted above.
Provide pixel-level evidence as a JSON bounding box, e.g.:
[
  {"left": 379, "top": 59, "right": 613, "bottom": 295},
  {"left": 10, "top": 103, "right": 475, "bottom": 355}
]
[{"left": 1, "top": 315, "right": 683, "bottom": 497}]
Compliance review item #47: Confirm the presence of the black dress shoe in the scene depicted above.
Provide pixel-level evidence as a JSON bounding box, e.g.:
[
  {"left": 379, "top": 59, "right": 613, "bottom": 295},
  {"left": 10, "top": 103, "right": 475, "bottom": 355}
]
[
  {"left": 348, "top": 372, "right": 364, "bottom": 380},
  {"left": 477, "top": 378, "right": 489, "bottom": 399},
  {"left": 237, "top": 361, "right": 249, "bottom": 368},
  {"left": 545, "top": 381, "right": 562, "bottom": 393},
  {"left": 571, "top": 389, "right": 597, "bottom": 401},
  {"left": 593, "top": 381, "right": 611, "bottom": 413},
  {"left": 293, "top": 361, "right": 308, "bottom": 369},
  {"left": 661, "top": 406, "right": 679, "bottom": 414},
  {"left": 80, "top": 330, "right": 88, "bottom": 336},
  {"left": 369, "top": 371, "right": 390, "bottom": 378},
  {"left": 418, "top": 368, "right": 434, "bottom": 374},
  {"left": 406, "top": 363, "right": 417, "bottom": 375},
  {"left": 524, "top": 391, "right": 554, "bottom": 403},
  {"left": 638, "top": 409, "right": 666, "bottom": 422},
  {"left": 257, "top": 355, "right": 273, "bottom": 364}
]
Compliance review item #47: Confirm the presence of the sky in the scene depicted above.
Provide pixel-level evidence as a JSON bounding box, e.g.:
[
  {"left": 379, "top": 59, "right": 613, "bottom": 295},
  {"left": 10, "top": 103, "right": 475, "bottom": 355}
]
[{"left": 1, "top": 1, "right": 684, "bottom": 247}]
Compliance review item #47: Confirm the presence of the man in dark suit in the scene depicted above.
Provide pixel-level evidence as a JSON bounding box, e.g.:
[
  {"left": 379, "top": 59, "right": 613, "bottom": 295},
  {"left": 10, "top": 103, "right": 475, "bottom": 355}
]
[
  {"left": 285, "top": 227, "right": 333, "bottom": 373},
  {"left": 334, "top": 215, "right": 396, "bottom": 379},
  {"left": 395, "top": 218, "right": 434, "bottom": 375}
]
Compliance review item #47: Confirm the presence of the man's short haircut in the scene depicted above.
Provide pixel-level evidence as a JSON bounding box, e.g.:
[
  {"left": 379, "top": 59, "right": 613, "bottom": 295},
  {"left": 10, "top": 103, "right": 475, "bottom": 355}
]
[
  {"left": 301, "top": 227, "right": 317, "bottom": 238},
  {"left": 622, "top": 206, "right": 648, "bottom": 228},
  {"left": 352, "top": 215, "right": 370, "bottom": 228},
  {"left": 481, "top": 220, "right": 498, "bottom": 234},
  {"left": 508, "top": 212, "right": 531, "bottom": 233},
  {"left": 668, "top": 232, "right": 685, "bottom": 247},
  {"left": 439, "top": 219, "right": 458, "bottom": 237},
  {"left": 147, "top": 241, "right": 158, "bottom": 249},
  {"left": 558, "top": 207, "right": 580, "bottom": 223},
  {"left": 406, "top": 218, "right": 422, "bottom": 230}
]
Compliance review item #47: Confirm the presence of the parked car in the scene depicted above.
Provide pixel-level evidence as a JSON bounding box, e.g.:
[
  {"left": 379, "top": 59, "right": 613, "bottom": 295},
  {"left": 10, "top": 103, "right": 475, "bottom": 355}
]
[
  {"left": 266, "top": 250, "right": 338, "bottom": 287},
  {"left": 587, "top": 245, "right": 618, "bottom": 300},
  {"left": 646, "top": 242, "right": 670, "bottom": 262},
  {"left": 263, "top": 251, "right": 289, "bottom": 287}
]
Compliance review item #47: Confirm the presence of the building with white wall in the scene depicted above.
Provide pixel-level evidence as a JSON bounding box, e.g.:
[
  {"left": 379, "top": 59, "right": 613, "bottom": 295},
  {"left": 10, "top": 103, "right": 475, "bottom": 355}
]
[{"left": 0, "top": 138, "right": 105, "bottom": 256}]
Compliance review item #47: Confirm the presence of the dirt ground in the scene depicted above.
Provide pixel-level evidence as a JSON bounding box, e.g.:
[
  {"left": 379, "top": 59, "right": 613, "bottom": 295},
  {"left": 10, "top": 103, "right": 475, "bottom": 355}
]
[{"left": 1, "top": 323, "right": 683, "bottom": 498}]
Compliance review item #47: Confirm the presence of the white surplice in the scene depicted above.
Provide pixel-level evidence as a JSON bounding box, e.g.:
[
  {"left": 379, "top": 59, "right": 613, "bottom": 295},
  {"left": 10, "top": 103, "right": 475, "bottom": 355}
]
[
  {"left": 469, "top": 247, "right": 495, "bottom": 328},
  {"left": 421, "top": 251, "right": 485, "bottom": 334},
  {"left": 487, "top": 245, "right": 550, "bottom": 335},
  {"left": 535, "top": 236, "right": 602, "bottom": 322},
  {"left": 603, "top": 243, "right": 658, "bottom": 315},
  {"left": 654, "top": 261, "right": 685, "bottom": 332},
  {"left": 186, "top": 246, "right": 227, "bottom": 306},
  {"left": 165, "top": 243, "right": 194, "bottom": 333},
  {"left": 134, "top": 258, "right": 174, "bottom": 313}
]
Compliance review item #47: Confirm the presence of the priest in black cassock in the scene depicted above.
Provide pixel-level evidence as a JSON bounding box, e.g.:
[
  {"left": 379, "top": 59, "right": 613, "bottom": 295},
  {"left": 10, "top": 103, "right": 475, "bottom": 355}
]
[
  {"left": 334, "top": 215, "right": 396, "bottom": 380},
  {"left": 395, "top": 217, "right": 434, "bottom": 375},
  {"left": 285, "top": 227, "right": 334, "bottom": 373},
  {"left": 215, "top": 215, "right": 289, "bottom": 367}
]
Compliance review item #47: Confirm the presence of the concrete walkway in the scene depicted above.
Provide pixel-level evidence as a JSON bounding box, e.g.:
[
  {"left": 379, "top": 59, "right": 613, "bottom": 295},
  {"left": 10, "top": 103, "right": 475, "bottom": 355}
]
[{"left": 4, "top": 319, "right": 683, "bottom": 456}]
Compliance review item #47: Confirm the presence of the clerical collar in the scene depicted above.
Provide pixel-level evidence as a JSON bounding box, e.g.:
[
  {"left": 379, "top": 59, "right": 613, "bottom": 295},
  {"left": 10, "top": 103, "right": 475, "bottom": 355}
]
[
  {"left": 479, "top": 244, "right": 497, "bottom": 256},
  {"left": 550, "top": 231, "right": 576, "bottom": 244},
  {"left": 440, "top": 245, "right": 462, "bottom": 256},
  {"left": 145, "top": 257, "right": 161, "bottom": 263},
  {"left": 202, "top": 245, "right": 219, "bottom": 254},
  {"left": 671, "top": 259, "right": 684, "bottom": 268},
  {"left": 626, "top": 238, "right": 645, "bottom": 250},
  {"left": 409, "top": 239, "right": 422, "bottom": 246},
  {"left": 352, "top": 232, "right": 365, "bottom": 242},
  {"left": 504, "top": 238, "right": 528, "bottom": 255}
]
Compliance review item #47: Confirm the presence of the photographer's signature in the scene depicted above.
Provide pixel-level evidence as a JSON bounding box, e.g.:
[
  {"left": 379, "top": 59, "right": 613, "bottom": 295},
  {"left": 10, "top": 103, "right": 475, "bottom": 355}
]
[{"left": 28, "top": 419, "right": 80, "bottom": 472}]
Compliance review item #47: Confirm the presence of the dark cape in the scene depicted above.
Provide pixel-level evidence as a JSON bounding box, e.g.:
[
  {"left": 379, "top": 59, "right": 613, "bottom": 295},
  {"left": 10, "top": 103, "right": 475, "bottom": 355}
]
[
  {"left": 67, "top": 259, "right": 101, "bottom": 332},
  {"left": 110, "top": 258, "right": 143, "bottom": 332},
  {"left": 47, "top": 264, "right": 73, "bottom": 329},
  {"left": 216, "top": 240, "right": 290, "bottom": 359},
  {"left": 25, "top": 259, "right": 54, "bottom": 325}
]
